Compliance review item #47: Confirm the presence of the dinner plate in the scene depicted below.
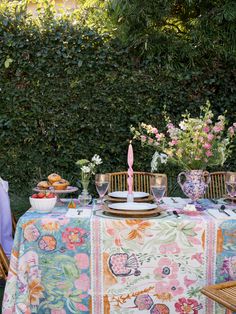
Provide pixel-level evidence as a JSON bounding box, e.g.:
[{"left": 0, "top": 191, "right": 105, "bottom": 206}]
[
  {"left": 108, "top": 202, "right": 157, "bottom": 211},
  {"left": 108, "top": 191, "right": 149, "bottom": 199}
]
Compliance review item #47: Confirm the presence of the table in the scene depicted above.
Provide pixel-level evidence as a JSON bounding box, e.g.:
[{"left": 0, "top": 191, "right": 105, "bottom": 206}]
[{"left": 2, "top": 199, "right": 236, "bottom": 313}]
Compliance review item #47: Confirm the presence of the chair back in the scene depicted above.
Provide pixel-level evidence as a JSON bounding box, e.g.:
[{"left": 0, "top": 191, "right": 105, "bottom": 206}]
[
  {"left": 0, "top": 244, "right": 9, "bottom": 280},
  {"left": 107, "top": 171, "right": 168, "bottom": 195},
  {"left": 204, "top": 172, "right": 226, "bottom": 199}
]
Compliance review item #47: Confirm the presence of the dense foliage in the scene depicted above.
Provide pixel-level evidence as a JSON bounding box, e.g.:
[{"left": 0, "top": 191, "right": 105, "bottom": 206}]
[{"left": 0, "top": 0, "right": 235, "bottom": 201}]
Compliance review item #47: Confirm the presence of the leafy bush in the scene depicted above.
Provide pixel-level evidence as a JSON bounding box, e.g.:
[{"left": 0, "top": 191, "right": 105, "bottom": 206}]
[{"left": 0, "top": 1, "right": 235, "bottom": 203}]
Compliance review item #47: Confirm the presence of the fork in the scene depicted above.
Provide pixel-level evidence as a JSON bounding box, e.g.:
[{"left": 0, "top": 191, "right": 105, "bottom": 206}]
[{"left": 171, "top": 197, "right": 178, "bottom": 204}]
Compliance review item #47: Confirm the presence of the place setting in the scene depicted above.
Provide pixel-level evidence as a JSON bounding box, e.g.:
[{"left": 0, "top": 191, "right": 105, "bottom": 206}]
[{"left": 97, "top": 142, "right": 167, "bottom": 218}]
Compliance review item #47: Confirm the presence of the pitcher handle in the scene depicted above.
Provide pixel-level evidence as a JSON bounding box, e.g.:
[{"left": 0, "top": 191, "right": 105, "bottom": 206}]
[
  {"left": 203, "top": 171, "right": 211, "bottom": 186},
  {"left": 177, "top": 172, "right": 187, "bottom": 190}
]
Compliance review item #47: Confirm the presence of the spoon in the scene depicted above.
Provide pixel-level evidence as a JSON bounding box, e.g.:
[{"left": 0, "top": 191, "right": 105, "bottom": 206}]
[
  {"left": 173, "top": 210, "right": 180, "bottom": 218},
  {"left": 218, "top": 205, "right": 230, "bottom": 216}
]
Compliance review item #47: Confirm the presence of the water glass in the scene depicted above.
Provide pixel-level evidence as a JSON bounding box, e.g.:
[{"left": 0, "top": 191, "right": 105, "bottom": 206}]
[
  {"left": 225, "top": 172, "right": 236, "bottom": 203},
  {"left": 150, "top": 175, "right": 166, "bottom": 204},
  {"left": 95, "top": 174, "right": 109, "bottom": 204}
]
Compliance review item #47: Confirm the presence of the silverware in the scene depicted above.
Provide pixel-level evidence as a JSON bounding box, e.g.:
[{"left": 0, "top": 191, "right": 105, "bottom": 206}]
[
  {"left": 173, "top": 210, "right": 180, "bottom": 218},
  {"left": 171, "top": 197, "right": 178, "bottom": 203},
  {"left": 210, "top": 199, "right": 218, "bottom": 204},
  {"left": 218, "top": 205, "right": 230, "bottom": 216}
]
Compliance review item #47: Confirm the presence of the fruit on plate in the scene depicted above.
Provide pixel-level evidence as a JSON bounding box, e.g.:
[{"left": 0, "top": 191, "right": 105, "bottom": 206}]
[
  {"left": 31, "top": 192, "right": 56, "bottom": 199},
  {"left": 48, "top": 173, "right": 62, "bottom": 184},
  {"left": 52, "top": 179, "right": 69, "bottom": 190}
]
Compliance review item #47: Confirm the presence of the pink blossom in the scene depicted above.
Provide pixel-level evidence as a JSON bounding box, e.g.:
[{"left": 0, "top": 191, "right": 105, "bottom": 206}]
[
  {"left": 228, "top": 126, "right": 235, "bottom": 136},
  {"left": 184, "top": 276, "right": 197, "bottom": 288},
  {"left": 51, "top": 310, "right": 66, "bottom": 314},
  {"left": 233, "top": 123, "right": 236, "bottom": 128},
  {"left": 152, "top": 128, "right": 158, "bottom": 134},
  {"left": 203, "top": 143, "right": 212, "bottom": 150},
  {"left": 148, "top": 138, "right": 154, "bottom": 144},
  {"left": 213, "top": 125, "right": 223, "bottom": 133},
  {"left": 175, "top": 297, "right": 202, "bottom": 313},
  {"left": 203, "top": 126, "right": 210, "bottom": 133},
  {"left": 194, "top": 156, "right": 200, "bottom": 160},
  {"left": 191, "top": 252, "right": 203, "bottom": 264},
  {"left": 75, "top": 273, "right": 90, "bottom": 291},
  {"left": 155, "top": 133, "right": 161, "bottom": 139},
  {"left": 75, "top": 303, "right": 89, "bottom": 311},
  {"left": 206, "top": 150, "right": 213, "bottom": 157},
  {"left": 75, "top": 253, "right": 89, "bottom": 269},
  {"left": 154, "top": 257, "right": 179, "bottom": 279},
  {"left": 167, "top": 123, "right": 174, "bottom": 129},
  {"left": 207, "top": 133, "right": 214, "bottom": 141},
  {"left": 171, "top": 139, "right": 178, "bottom": 146},
  {"left": 140, "top": 135, "right": 146, "bottom": 142},
  {"left": 156, "top": 279, "right": 184, "bottom": 296}
]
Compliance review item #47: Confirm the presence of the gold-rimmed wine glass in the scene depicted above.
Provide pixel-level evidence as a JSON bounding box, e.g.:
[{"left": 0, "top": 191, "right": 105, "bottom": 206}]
[{"left": 95, "top": 174, "right": 109, "bottom": 204}]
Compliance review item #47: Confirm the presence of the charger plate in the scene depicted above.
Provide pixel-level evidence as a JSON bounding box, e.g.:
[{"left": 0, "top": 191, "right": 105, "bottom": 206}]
[
  {"left": 223, "top": 195, "right": 236, "bottom": 202},
  {"left": 104, "top": 194, "right": 154, "bottom": 203},
  {"left": 103, "top": 204, "right": 162, "bottom": 218}
]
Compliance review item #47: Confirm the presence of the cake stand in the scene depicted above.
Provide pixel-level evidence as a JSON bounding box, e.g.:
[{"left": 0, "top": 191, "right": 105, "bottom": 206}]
[{"left": 33, "top": 186, "right": 78, "bottom": 205}]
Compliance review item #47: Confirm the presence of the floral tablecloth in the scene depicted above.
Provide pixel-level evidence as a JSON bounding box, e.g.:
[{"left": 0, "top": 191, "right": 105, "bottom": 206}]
[{"left": 2, "top": 203, "right": 236, "bottom": 314}]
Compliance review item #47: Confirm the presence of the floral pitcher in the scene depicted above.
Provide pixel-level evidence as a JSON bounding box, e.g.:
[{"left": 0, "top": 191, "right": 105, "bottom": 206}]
[{"left": 177, "top": 170, "right": 210, "bottom": 209}]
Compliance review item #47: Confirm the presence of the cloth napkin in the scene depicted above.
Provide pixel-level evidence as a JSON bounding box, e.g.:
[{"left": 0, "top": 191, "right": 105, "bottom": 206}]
[
  {"left": 207, "top": 208, "right": 236, "bottom": 219},
  {"left": 0, "top": 178, "right": 13, "bottom": 257},
  {"left": 65, "top": 208, "right": 92, "bottom": 218}
]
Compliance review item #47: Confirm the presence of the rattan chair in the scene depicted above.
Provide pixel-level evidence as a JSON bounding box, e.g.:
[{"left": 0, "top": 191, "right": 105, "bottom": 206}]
[
  {"left": 204, "top": 172, "right": 226, "bottom": 199},
  {"left": 201, "top": 281, "right": 236, "bottom": 312},
  {"left": 0, "top": 212, "right": 17, "bottom": 281},
  {"left": 0, "top": 244, "right": 9, "bottom": 281},
  {"left": 107, "top": 171, "right": 168, "bottom": 195}
]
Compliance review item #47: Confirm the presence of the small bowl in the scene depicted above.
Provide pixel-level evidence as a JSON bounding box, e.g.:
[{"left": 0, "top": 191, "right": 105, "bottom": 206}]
[{"left": 29, "top": 197, "right": 57, "bottom": 213}]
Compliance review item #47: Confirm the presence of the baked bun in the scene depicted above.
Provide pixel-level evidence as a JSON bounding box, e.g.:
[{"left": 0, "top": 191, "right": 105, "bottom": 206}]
[
  {"left": 52, "top": 179, "right": 69, "bottom": 190},
  {"left": 48, "top": 173, "right": 61, "bottom": 184},
  {"left": 37, "top": 181, "right": 51, "bottom": 190}
]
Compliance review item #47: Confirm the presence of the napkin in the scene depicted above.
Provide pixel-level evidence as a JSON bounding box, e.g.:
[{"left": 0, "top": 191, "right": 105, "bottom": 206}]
[
  {"left": 162, "top": 197, "right": 188, "bottom": 210},
  {"left": 207, "top": 208, "right": 236, "bottom": 219},
  {"left": 65, "top": 208, "right": 92, "bottom": 218}
]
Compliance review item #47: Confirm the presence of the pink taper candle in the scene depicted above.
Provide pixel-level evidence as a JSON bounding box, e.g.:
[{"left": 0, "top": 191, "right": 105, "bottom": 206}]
[{"left": 127, "top": 141, "right": 134, "bottom": 202}]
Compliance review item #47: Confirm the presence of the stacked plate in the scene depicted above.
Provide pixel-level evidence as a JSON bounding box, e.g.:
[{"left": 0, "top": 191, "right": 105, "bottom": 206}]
[
  {"left": 103, "top": 191, "right": 161, "bottom": 217},
  {"left": 105, "top": 191, "right": 154, "bottom": 203}
]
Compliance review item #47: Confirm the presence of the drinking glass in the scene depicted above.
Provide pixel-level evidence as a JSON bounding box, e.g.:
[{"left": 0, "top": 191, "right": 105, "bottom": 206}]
[
  {"left": 150, "top": 175, "right": 166, "bottom": 204},
  {"left": 225, "top": 172, "right": 236, "bottom": 203},
  {"left": 95, "top": 174, "right": 109, "bottom": 204}
]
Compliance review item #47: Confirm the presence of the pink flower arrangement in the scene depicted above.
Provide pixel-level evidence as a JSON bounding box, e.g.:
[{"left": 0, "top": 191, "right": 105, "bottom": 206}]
[{"left": 132, "top": 101, "right": 236, "bottom": 170}]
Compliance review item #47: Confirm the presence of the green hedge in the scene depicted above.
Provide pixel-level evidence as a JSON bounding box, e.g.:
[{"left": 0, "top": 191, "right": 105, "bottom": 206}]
[{"left": 0, "top": 3, "right": 235, "bottom": 200}]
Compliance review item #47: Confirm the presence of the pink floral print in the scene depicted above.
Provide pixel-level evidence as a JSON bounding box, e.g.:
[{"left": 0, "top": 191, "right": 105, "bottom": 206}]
[{"left": 154, "top": 258, "right": 179, "bottom": 279}]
